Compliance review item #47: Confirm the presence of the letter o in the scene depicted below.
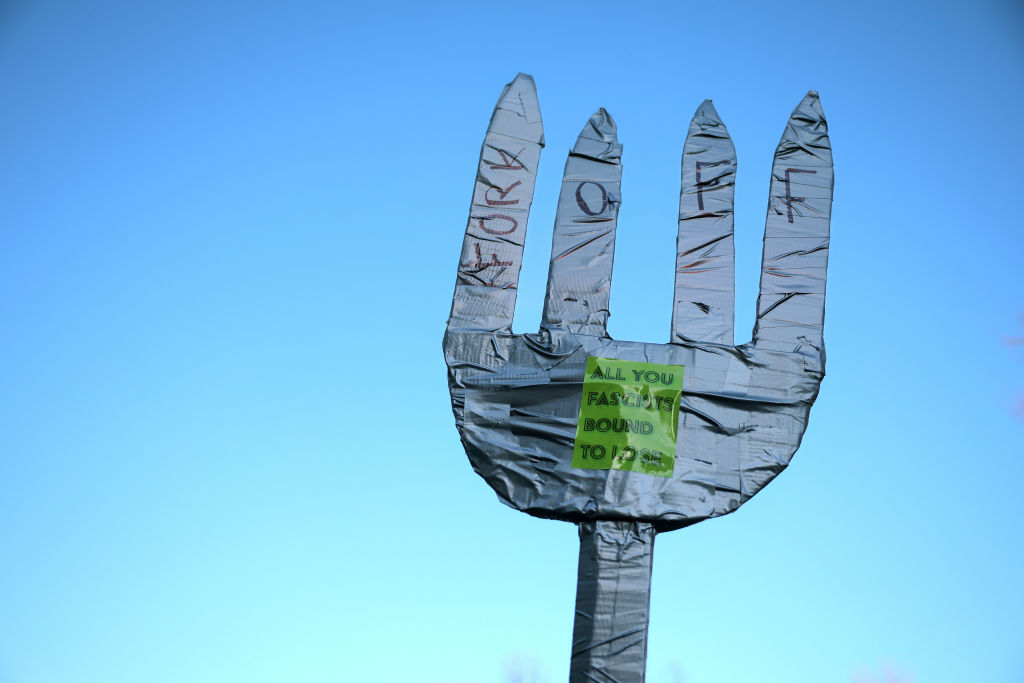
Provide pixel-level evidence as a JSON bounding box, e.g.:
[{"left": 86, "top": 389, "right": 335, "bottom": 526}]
[
  {"left": 478, "top": 214, "right": 518, "bottom": 235},
  {"left": 575, "top": 181, "right": 609, "bottom": 216}
]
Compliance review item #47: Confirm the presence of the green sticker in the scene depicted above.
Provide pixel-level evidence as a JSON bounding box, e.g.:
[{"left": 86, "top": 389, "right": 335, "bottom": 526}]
[{"left": 572, "top": 357, "right": 684, "bottom": 478}]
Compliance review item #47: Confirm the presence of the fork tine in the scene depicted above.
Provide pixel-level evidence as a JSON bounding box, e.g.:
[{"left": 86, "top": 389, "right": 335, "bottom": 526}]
[
  {"left": 671, "top": 100, "right": 736, "bottom": 345},
  {"left": 752, "top": 91, "right": 833, "bottom": 355},
  {"left": 447, "top": 73, "right": 544, "bottom": 335},
  {"left": 540, "top": 108, "right": 622, "bottom": 337}
]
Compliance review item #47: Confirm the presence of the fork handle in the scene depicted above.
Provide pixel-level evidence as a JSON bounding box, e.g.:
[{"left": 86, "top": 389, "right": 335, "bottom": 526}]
[{"left": 569, "top": 519, "right": 656, "bottom": 682}]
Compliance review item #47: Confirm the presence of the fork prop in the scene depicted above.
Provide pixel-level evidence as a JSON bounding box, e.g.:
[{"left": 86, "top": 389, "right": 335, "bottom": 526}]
[{"left": 445, "top": 73, "right": 833, "bottom": 683}]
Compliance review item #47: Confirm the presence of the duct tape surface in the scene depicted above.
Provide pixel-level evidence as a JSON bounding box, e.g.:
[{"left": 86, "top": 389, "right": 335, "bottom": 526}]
[{"left": 444, "top": 74, "right": 833, "bottom": 532}]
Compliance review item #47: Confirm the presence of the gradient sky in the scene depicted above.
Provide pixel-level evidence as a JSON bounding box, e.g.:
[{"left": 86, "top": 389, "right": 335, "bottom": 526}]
[{"left": 2, "top": 1, "right": 1023, "bottom": 682}]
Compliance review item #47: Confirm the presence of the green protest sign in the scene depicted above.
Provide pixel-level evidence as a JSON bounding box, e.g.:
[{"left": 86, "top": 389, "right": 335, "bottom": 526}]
[{"left": 572, "top": 357, "right": 684, "bottom": 478}]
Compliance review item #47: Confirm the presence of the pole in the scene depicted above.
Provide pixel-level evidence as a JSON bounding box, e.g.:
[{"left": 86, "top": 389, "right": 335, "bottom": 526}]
[{"left": 569, "top": 520, "right": 656, "bottom": 682}]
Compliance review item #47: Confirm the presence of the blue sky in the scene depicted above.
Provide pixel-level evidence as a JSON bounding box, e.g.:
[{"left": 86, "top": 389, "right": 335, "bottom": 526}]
[{"left": 1, "top": 1, "right": 1022, "bottom": 682}]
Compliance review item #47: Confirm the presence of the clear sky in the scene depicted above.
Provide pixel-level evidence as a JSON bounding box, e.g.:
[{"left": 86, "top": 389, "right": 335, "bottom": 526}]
[{"left": 1, "top": 1, "right": 1022, "bottom": 682}]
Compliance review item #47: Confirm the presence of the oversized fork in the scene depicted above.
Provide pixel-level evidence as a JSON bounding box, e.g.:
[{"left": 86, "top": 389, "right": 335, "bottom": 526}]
[{"left": 444, "top": 73, "right": 833, "bottom": 682}]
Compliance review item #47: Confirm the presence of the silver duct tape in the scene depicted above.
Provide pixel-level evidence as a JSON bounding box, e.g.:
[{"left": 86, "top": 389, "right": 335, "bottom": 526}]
[
  {"left": 674, "top": 100, "right": 737, "bottom": 346},
  {"left": 570, "top": 520, "right": 655, "bottom": 683},
  {"left": 445, "top": 77, "right": 832, "bottom": 682},
  {"left": 541, "top": 108, "right": 622, "bottom": 338},
  {"left": 753, "top": 91, "right": 833, "bottom": 359},
  {"left": 445, "top": 76, "right": 831, "bottom": 529},
  {"left": 447, "top": 73, "right": 544, "bottom": 339}
]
